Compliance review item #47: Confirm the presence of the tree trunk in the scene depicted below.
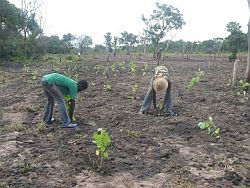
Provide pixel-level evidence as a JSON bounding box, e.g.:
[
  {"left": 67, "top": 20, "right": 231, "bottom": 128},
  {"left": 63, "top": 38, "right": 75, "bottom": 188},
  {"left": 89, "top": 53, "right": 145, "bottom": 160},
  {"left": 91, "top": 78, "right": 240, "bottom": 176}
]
[
  {"left": 245, "top": 17, "right": 250, "bottom": 82},
  {"left": 245, "top": 0, "right": 250, "bottom": 82}
]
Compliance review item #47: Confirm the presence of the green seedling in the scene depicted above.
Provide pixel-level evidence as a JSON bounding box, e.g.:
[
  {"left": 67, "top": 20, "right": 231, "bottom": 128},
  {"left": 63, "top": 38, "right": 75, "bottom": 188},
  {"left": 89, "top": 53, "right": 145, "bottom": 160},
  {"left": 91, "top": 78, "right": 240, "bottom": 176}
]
[
  {"left": 239, "top": 80, "right": 250, "bottom": 91},
  {"left": 226, "top": 79, "right": 232, "bottom": 87},
  {"left": 103, "top": 84, "right": 112, "bottom": 92},
  {"left": 31, "top": 70, "right": 38, "bottom": 80},
  {"left": 129, "top": 84, "right": 138, "bottom": 99},
  {"left": 92, "top": 128, "right": 111, "bottom": 168},
  {"left": 24, "top": 105, "right": 36, "bottom": 113},
  {"left": 198, "top": 116, "right": 220, "bottom": 139},
  {"left": 127, "top": 130, "right": 139, "bottom": 138},
  {"left": 37, "top": 121, "right": 46, "bottom": 133},
  {"left": 129, "top": 61, "right": 137, "bottom": 75},
  {"left": 111, "top": 62, "right": 117, "bottom": 72},
  {"left": 20, "top": 163, "right": 32, "bottom": 174},
  {"left": 187, "top": 69, "right": 204, "bottom": 91},
  {"left": 142, "top": 64, "right": 148, "bottom": 76}
]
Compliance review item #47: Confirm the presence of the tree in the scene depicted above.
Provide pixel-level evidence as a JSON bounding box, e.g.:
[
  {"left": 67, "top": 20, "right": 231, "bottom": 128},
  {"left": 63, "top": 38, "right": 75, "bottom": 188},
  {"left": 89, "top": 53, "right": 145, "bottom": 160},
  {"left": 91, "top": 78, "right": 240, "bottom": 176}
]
[
  {"left": 104, "top": 32, "right": 113, "bottom": 62},
  {"left": 0, "top": 0, "right": 22, "bottom": 59},
  {"left": 113, "top": 36, "right": 118, "bottom": 57},
  {"left": 119, "top": 31, "right": 138, "bottom": 61},
  {"left": 62, "top": 33, "right": 75, "bottom": 54},
  {"left": 47, "top": 35, "right": 61, "bottom": 54},
  {"left": 245, "top": 0, "right": 250, "bottom": 82},
  {"left": 19, "top": 0, "right": 43, "bottom": 56},
  {"left": 225, "top": 22, "right": 247, "bottom": 61},
  {"left": 138, "top": 31, "right": 150, "bottom": 54},
  {"left": 77, "top": 35, "right": 93, "bottom": 55},
  {"left": 142, "top": 3, "right": 185, "bottom": 59}
]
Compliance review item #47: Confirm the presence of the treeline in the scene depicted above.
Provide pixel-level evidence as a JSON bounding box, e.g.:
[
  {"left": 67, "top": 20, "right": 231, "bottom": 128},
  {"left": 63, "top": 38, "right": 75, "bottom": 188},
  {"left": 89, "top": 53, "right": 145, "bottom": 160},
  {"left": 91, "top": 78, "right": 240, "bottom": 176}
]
[{"left": 0, "top": 0, "right": 247, "bottom": 62}]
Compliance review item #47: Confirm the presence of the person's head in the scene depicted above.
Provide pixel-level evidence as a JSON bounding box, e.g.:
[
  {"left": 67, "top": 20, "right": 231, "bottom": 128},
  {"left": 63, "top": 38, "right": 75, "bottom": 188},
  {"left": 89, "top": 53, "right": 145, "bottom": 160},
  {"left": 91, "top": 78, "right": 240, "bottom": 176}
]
[
  {"left": 153, "top": 77, "right": 168, "bottom": 92},
  {"left": 77, "top": 80, "right": 88, "bottom": 92}
]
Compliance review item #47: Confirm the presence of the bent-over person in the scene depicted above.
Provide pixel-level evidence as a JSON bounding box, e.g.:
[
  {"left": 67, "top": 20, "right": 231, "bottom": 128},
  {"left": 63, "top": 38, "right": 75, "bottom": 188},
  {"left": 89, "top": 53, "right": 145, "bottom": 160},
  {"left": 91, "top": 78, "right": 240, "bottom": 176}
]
[
  {"left": 139, "top": 66, "right": 177, "bottom": 116},
  {"left": 41, "top": 73, "right": 88, "bottom": 128}
]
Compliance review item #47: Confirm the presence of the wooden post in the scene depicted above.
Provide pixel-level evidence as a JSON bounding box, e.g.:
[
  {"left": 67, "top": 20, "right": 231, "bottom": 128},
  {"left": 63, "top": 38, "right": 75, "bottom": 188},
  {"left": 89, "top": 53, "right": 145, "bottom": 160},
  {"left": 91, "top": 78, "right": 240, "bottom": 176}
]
[
  {"left": 232, "top": 59, "right": 240, "bottom": 88},
  {"left": 245, "top": 17, "right": 250, "bottom": 82}
]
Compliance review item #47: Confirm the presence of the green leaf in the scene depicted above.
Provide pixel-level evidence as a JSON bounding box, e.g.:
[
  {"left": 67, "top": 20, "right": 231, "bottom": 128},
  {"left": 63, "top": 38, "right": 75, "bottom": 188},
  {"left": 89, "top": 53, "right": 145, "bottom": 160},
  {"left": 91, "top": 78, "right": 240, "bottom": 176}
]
[
  {"left": 103, "top": 152, "right": 109, "bottom": 158},
  {"left": 208, "top": 116, "right": 213, "bottom": 122},
  {"left": 96, "top": 150, "right": 100, "bottom": 156},
  {"left": 215, "top": 128, "right": 220, "bottom": 134}
]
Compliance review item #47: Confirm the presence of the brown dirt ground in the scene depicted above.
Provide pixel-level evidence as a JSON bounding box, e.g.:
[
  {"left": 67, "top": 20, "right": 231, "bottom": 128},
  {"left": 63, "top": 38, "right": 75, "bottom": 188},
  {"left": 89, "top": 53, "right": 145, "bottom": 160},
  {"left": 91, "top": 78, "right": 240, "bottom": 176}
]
[{"left": 0, "top": 54, "right": 249, "bottom": 188}]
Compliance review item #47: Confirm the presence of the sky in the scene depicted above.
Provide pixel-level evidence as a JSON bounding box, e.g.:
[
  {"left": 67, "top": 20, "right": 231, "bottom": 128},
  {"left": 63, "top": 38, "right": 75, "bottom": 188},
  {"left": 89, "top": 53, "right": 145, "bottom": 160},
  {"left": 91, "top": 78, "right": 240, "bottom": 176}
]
[{"left": 9, "top": 0, "right": 249, "bottom": 45}]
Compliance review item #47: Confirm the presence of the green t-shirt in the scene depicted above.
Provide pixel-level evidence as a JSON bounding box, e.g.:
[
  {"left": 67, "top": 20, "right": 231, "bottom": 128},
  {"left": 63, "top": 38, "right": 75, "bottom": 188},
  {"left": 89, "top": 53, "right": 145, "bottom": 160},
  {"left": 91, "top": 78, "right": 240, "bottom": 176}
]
[{"left": 43, "top": 73, "right": 77, "bottom": 100}]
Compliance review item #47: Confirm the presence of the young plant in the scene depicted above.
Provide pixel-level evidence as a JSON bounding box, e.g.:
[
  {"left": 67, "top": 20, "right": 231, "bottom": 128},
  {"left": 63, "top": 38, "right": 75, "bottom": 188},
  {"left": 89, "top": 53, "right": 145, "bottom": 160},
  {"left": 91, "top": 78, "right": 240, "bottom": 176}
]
[
  {"left": 142, "top": 64, "right": 148, "bottom": 76},
  {"left": 187, "top": 69, "right": 204, "bottom": 91},
  {"left": 31, "top": 70, "right": 38, "bottom": 80},
  {"left": 92, "top": 128, "right": 111, "bottom": 168},
  {"left": 198, "top": 116, "right": 220, "bottom": 139},
  {"left": 129, "top": 61, "right": 137, "bottom": 75},
  {"left": 103, "top": 84, "right": 112, "bottom": 92},
  {"left": 129, "top": 84, "right": 138, "bottom": 99},
  {"left": 239, "top": 80, "right": 250, "bottom": 91},
  {"left": 226, "top": 79, "right": 232, "bottom": 87},
  {"left": 236, "top": 80, "right": 249, "bottom": 104}
]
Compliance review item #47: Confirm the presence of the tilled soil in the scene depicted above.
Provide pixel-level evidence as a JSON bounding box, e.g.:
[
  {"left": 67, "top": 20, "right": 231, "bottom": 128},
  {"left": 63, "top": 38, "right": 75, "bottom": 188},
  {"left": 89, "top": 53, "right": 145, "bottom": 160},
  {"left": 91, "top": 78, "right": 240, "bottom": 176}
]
[{"left": 0, "top": 55, "right": 249, "bottom": 188}]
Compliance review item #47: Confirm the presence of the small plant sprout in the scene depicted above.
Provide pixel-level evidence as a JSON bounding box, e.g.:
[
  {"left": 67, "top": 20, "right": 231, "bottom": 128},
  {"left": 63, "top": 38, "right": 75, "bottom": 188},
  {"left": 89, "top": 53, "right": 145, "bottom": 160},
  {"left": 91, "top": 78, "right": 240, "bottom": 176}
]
[
  {"left": 187, "top": 69, "right": 204, "bottom": 91},
  {"left": 198, "top": 116, "right": 220, "bottom": 139},
  {"left": 92, "top": 128, "right": 111, "bottom": 168},
  {"left": 31, "top": 70, "right": 38, "bottom": 80},
  {"left": 239, "top": 80, "right": 250, "bottom": 92},
  {"left": 142, "top": 64, "right": 148, "bottom": 75},
  {"left": 236, "top": 80, "right": 249, "bottom": 103},
  {"left": 129, "top": 61, "right": 137, "bottom": 75},
  {"left": 103, "top": 84, "right": 112, "bottom": 92},
  {"left": 129, "top": 84, "right": 138, "bottom": 99},
  {"left": 226, "top": 79, "right": 232, "bottom": 87}
]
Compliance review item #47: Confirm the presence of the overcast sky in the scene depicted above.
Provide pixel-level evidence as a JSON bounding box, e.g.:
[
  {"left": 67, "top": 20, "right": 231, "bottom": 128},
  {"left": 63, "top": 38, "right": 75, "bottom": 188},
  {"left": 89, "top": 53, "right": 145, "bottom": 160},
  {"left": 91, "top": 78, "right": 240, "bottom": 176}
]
[{"left": 9, "top": 0, "right": 249, "bottom": 45}]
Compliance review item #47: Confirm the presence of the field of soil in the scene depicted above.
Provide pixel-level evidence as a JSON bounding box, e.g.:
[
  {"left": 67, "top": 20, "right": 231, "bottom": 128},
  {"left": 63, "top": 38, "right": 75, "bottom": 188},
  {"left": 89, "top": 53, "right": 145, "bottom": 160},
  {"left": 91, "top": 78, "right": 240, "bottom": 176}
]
[{"left": 0, "top": 54, "right": 249, "bottom": 188}]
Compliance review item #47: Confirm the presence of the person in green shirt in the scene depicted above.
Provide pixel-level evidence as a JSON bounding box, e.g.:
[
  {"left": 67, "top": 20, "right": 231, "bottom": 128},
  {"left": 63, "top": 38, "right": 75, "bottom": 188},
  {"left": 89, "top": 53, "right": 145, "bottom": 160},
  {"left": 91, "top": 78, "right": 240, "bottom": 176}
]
[{"left": 41, "top": 73, "right": 88, "bottom": 128}]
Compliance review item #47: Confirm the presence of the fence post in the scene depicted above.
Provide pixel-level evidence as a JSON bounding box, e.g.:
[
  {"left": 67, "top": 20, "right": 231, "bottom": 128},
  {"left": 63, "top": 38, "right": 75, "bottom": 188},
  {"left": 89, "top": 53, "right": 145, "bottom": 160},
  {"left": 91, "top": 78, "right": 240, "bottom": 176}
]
[{"left": 232, "top": 59, "right": 240, "bottom": 88}]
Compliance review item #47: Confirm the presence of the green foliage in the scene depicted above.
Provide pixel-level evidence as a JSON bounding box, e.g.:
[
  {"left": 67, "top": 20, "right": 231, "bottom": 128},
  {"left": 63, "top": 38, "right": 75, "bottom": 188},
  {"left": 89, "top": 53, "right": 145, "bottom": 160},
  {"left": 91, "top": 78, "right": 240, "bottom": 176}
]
[
  {"left": 226, "top": 79, "right": 232, "bottom": 87},
  {"left": 132, "top": 84, "right": 138, "bottom": 95},
  {"left": 20, "top": 163, "right": 32, "bottom": 174},
  {"left": 236, "top": 80, "right": 249, "bottom": 104},
  {"left": 31, "top": 70, "right": 38, "bottom": 80},
  {"left": 225, "top": 22, "right": 247, "bottom": 61},
  {"left": 127, "top": 130, "right": 139, "bottom": 138},
  {"left": 238, "top": 80, "right": 250, "bottom": 91},
  {"left": 24, "top": 105, "right": 37, "bottom": 113},
  {"left": 64, "top": 65, "right": 79, "bottom": 80},
  {"left": 142, "top": 3, "right": 185, "bottom": 49},
  {"left": 228, "top": 52, "right": 237, "bottom": 62},
  {"left": 198, "top": 117, "right": 220, "bottom": 139},
  {"left": 103, "top": 84, "right": 112, "bottom": 92},
  {"left": 37, "top": 121, "right": 46, "bottom": 133},
  {"left": 129, "top": 61, "right": 137, "bottom": 75},
  {"left": 119, "top": 31, "right": 138, "bottom": 55},
  {"left": 104, "top": 32, "right": 113, "bottom": 53},
  {"left": 142, "top": 64, "right": 148, "bottom": 75},
  {"left": 129, "top": 84, "right": 138, "bottom": 99},
  {"left": 66, "top": 54, "right": 80, "bottom": 62},
  {"left": 92, "top": 128, "right": 111, "bottom": 168},
  {"left": 187, "top": 69, "right": 204, "bottom": 91}
]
